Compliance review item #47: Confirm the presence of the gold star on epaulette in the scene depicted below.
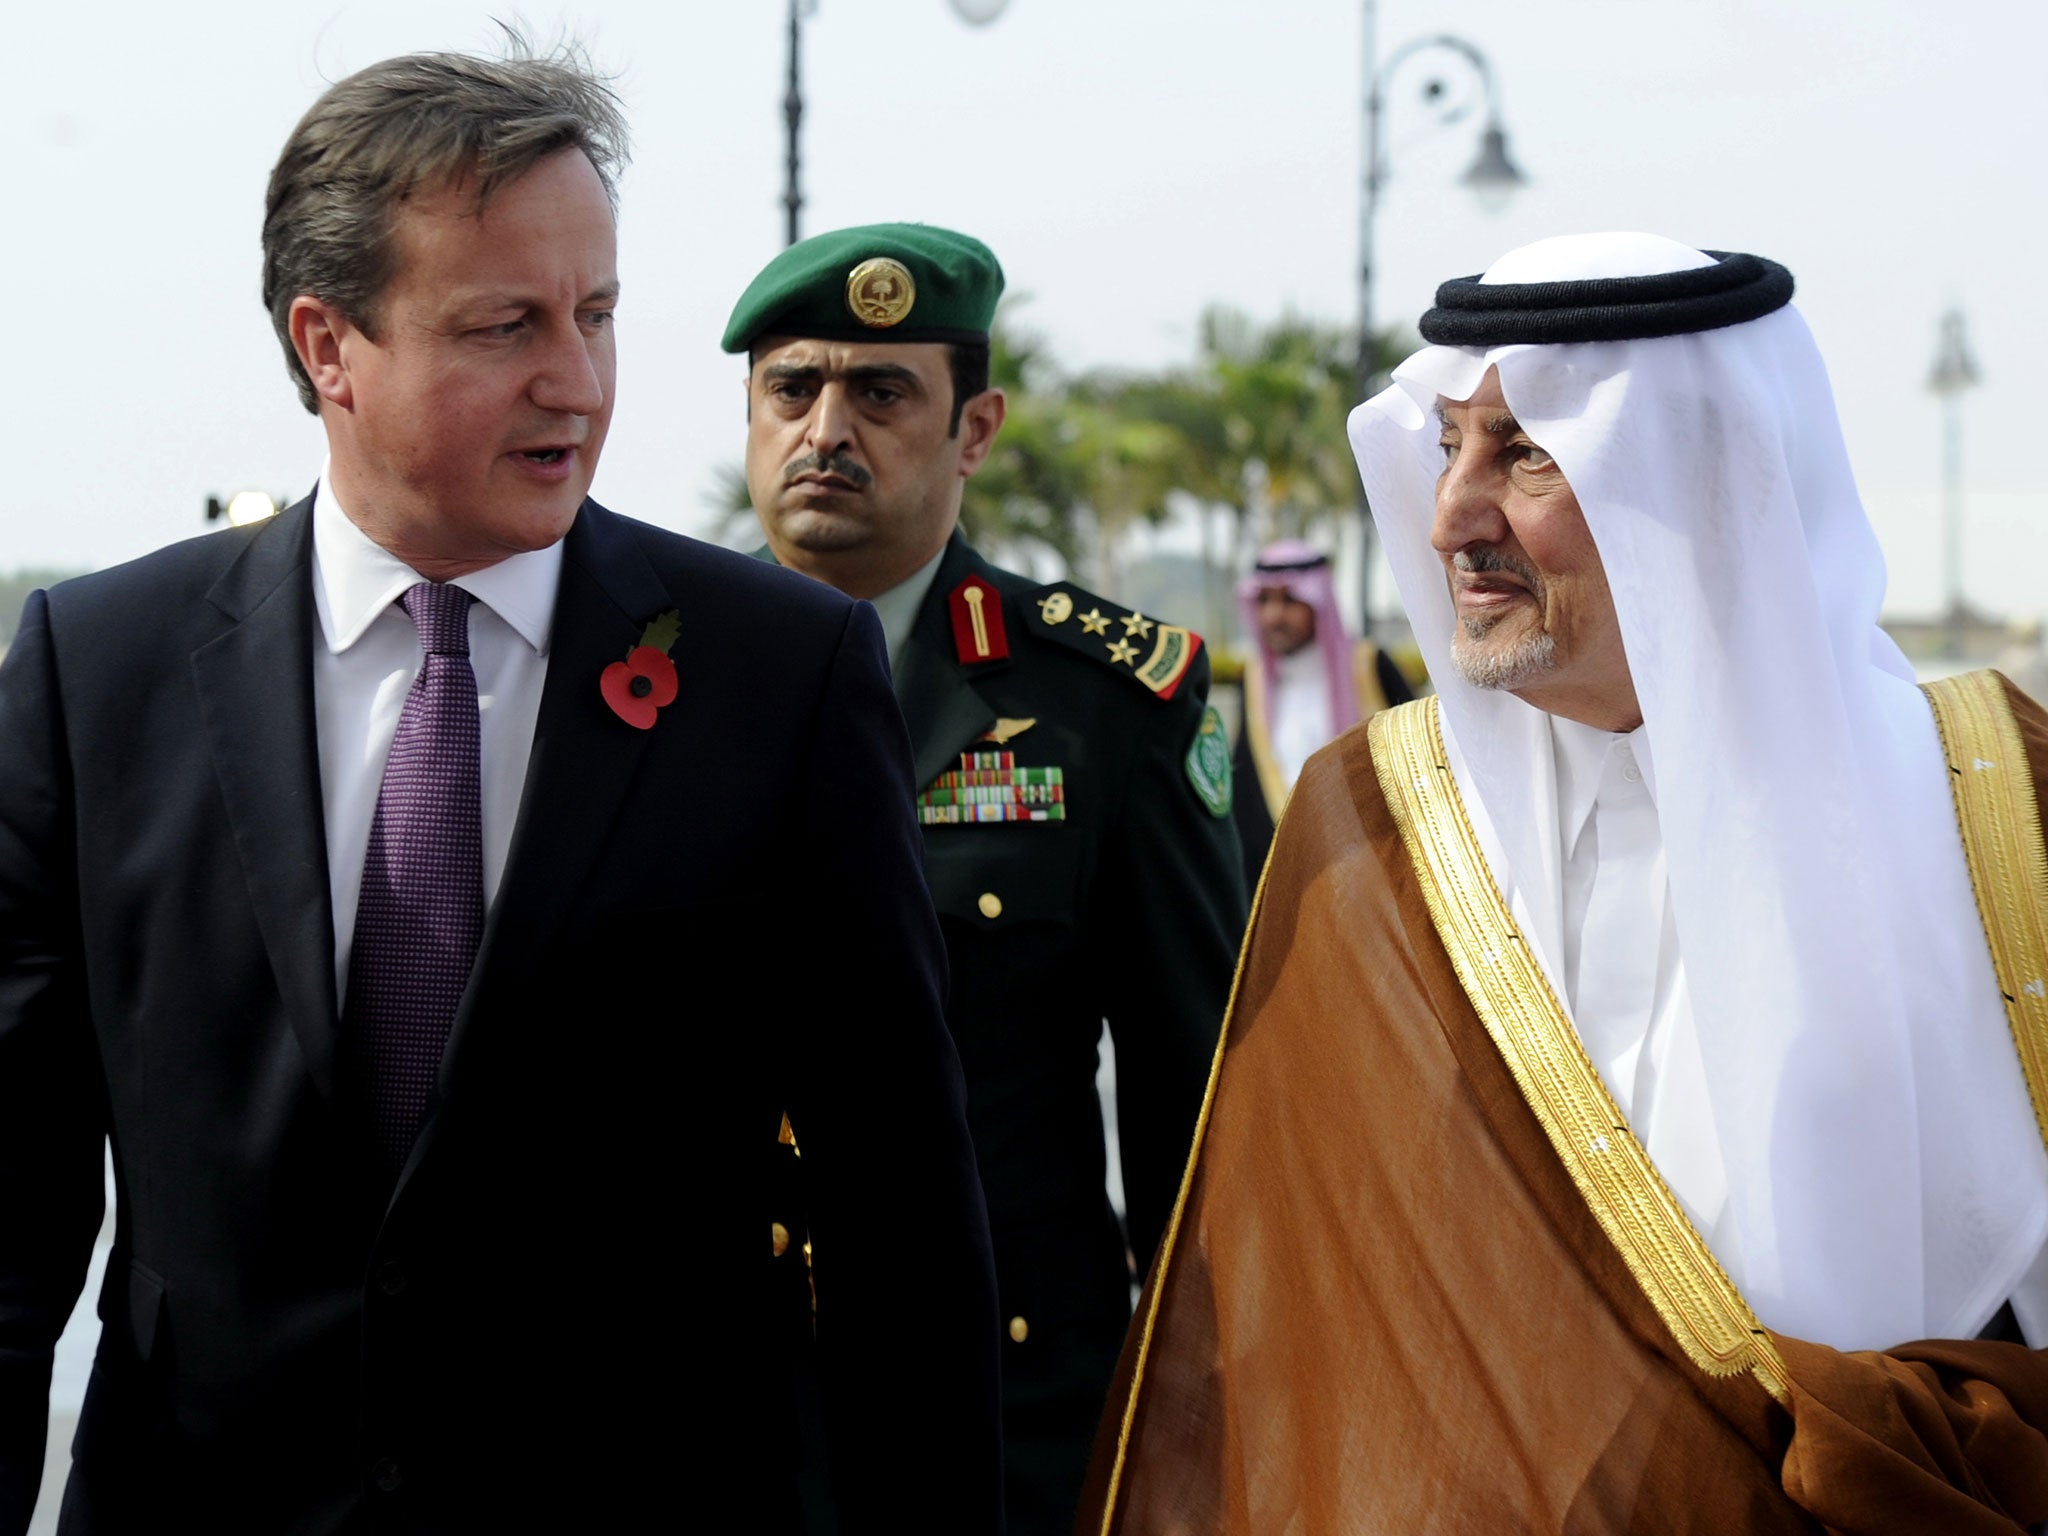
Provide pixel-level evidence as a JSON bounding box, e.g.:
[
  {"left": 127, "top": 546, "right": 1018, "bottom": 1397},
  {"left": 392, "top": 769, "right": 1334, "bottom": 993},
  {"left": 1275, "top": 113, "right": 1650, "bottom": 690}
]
[{"left": 1021, "top": 582, "right": 1203, "bottom": 700}]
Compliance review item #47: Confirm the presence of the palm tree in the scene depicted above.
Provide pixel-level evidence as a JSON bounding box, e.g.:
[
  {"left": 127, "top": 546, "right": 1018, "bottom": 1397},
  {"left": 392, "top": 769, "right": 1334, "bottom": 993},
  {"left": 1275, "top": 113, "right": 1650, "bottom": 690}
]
[
  {"left": 1201, "top": 307, "right": 1372, "bottom": 549},
  {"left": 1109, "top": 309, "right": 1414, "bottom": 638},
  {"left": 941, "top": 308, "right": 1196, "bottom": 586},
  {"left": 959, "top": 312, "right": 1090, "bottom": 570}
]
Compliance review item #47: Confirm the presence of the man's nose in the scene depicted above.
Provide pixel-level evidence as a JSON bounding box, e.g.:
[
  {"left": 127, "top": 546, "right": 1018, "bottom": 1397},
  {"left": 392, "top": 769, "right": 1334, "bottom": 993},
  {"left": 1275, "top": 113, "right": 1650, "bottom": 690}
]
[
  {"left": 1430, "top": 453, "right": 1509, "bottom": 556},
  {"left": 805, "top": 381, "right": 856, "bottom": 456},
  {"left": 530, "top": 323, "right": 607, "bottom": 418}
]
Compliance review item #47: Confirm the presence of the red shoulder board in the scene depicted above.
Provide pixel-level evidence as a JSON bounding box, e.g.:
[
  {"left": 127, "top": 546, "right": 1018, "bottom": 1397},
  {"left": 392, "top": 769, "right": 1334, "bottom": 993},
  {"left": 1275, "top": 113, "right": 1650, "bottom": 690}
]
[{"left": 947, "top": 574, "right": 1010, "bottom": 664}]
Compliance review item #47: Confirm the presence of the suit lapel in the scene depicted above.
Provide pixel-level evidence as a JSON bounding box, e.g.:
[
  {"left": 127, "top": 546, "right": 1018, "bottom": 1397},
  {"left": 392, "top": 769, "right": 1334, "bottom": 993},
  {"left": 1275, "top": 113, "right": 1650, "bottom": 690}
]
[
  {"left": 189, "top": 501, "right": 343, "bottom": 1098},
  {"left": 897, "top": 537, "right": 1000, "bottom": 789}
]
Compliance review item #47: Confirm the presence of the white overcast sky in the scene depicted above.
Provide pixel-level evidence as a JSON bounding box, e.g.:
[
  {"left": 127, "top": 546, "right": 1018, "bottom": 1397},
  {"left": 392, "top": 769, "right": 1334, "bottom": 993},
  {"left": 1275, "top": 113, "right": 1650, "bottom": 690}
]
[{"left": 8, "top": 0, "right": 2045, "bottom": 625}]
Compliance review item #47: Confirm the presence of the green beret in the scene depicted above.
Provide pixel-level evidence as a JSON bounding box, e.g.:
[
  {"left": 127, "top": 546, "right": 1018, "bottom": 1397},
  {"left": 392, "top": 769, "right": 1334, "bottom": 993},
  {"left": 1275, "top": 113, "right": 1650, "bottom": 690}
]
[{"left": 721, "top": 222, "right": 1004, "bottom": 353}]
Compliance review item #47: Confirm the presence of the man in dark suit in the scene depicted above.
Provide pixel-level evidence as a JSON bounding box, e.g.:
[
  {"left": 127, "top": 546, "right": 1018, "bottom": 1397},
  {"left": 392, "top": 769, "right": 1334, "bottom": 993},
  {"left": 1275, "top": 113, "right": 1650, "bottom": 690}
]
[
  {"left": 0, "top": 49, "right": 1000, "bottom": 1536},
  {"left": 728, "top": 224, "right": 1248, "bottom": 1536}
]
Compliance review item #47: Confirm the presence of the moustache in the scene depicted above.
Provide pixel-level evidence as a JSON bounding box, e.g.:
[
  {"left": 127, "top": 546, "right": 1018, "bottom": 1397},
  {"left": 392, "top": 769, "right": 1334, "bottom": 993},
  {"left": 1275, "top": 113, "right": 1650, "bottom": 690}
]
[
  {"left": 782, "top": 451, "right": 873, "bottom": 489},
  {"left": 1453, "top": 546, "right": 1542, "bottom": 589}
]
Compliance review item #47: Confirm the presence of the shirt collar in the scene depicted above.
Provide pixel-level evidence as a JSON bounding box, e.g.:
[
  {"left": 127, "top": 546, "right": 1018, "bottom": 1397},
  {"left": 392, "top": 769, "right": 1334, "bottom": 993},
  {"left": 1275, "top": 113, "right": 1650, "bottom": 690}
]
[
  {"left": 868, "top": 543, "right": 950, "bottom": 669},
  {"left": 311, "top": 468, "right": 563, "bottom": 656},
  {"left": 1549, "top": 713, "right": 1656, "bottom": 858}
]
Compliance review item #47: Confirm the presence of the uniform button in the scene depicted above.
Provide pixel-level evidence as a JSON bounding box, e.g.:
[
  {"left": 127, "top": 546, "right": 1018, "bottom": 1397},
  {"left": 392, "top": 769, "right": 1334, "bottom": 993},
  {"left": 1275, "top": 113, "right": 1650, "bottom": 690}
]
[
  {"left": 1008, "top": 1315, "right": 1029, "bottom": 1343},
  {"left": 1622, "top": 766, "right": 1642, "bottom": 784},
  {"left": 978, "top": 892, "right": 1003, "bottom": 920},
  {"left": 376, "top": 1260, "right": 407, "bottom": 1297},
  {"left": 771, "top": 1221, "right": 791, "bottom": 1257},
  {"left": 371, "top": 1457, "right": 403, "bottom": 1493}
]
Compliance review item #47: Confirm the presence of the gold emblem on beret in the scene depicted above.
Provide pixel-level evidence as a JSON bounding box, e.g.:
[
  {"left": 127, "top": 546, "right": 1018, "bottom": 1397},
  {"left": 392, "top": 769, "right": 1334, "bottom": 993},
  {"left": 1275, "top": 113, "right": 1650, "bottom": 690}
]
[{"left": 846, "top": 257, "right": 916, "bottom": 328}]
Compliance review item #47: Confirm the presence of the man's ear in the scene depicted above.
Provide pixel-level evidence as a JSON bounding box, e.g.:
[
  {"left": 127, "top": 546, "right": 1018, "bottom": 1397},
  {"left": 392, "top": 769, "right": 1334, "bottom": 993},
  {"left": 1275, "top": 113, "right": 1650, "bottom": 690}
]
[
  {"left": 954, "top": 389, "right": 1008, "bottom": 478},
  {"left": 741, "top": 369, "right": 753, "bottom": 425},
  {"left": 289, "top": 296, "right": 356, "bottom": 411}
]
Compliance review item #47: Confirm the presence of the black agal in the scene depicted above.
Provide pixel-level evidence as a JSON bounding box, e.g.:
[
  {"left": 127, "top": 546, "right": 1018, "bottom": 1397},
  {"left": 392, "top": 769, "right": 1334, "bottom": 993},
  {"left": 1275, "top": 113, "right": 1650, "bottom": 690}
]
[{"left": 1420, "top": 251, "right": 1794, "bottom": 346}]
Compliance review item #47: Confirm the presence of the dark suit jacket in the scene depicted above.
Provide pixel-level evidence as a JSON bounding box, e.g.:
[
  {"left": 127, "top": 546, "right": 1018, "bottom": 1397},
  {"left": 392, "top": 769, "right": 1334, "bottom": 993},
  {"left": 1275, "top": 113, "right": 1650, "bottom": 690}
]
[
  {"left": 849, "top": 536, "right": 1243, "bottom": 1536},
  {"left": 0, "top": 499, "right": 1001, "bottom": 1535}
]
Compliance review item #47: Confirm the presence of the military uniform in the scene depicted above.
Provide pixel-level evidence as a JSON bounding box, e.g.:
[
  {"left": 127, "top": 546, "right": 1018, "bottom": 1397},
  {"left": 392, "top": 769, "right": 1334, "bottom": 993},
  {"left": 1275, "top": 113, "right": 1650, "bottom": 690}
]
[
  {"left": 772, "top": 534, "right": 1245, "bottom": 1533},
  {"left": 731, "top": 222, "right": 1246, "bottom": 1536},
  {"left": 924, "top": 536, "right": 1246, "bottom": 1531}
]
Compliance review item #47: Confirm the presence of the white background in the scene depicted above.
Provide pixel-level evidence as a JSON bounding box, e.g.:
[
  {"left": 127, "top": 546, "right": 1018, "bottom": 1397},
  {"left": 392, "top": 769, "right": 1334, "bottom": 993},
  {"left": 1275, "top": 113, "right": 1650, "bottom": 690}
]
[{"left": 7, "top": 0, "right": 2044, "bottom": 626}]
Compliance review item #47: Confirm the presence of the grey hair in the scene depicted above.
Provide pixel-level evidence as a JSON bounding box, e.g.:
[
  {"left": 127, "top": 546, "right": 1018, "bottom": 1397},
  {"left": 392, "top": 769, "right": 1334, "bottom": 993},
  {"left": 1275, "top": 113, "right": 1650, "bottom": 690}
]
[{"left": 261, "top": 31, "right": 630, "bottom": 413}]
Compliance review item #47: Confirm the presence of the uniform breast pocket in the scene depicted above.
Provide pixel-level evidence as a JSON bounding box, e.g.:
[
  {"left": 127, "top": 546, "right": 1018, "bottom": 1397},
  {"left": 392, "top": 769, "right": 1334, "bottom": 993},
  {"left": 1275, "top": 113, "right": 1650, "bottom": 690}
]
[{"left": 922, "top": 824, "right": 1083, "bottom": 933}]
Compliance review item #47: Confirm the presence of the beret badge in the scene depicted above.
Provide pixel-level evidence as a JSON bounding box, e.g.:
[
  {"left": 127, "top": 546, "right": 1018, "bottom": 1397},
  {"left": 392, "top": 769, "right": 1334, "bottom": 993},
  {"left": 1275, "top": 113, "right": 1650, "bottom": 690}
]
[{"left": 846, "top": 257, "right": 916, "bottom": 328}]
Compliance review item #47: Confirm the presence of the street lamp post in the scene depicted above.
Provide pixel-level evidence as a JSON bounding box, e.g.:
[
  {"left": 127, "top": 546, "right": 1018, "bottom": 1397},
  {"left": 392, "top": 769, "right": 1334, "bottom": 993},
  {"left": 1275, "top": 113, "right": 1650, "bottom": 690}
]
[
  {"left": 781, "top": 0, "right": 814, "bottom": 247},
  {"left": 1927, "top": 307, "right": 1981, "bottom": 659},
  {"left": 781, "top": 1, "right": 1008, "bottom": 249},
  {"left": 1355, "top": 5, "right": 1526, "bottom": 632}
]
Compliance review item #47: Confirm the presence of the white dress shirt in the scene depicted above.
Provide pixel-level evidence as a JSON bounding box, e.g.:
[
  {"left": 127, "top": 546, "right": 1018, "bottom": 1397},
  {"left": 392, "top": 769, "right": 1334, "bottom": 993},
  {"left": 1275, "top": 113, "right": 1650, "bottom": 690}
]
[
  {"left": 868, "top": 544, "right": 948, "bottom": 673},
  {"left": 1550, "top": 716, "right": 1729, "bottom": 1246},
  {"left": 311, "top": 476, "right": 560, "bottom": 1006},
  {"left": 1552, "top": 717, "right": 1667, "bottom": 1111},
  {"left": 1270, "top": 645, "right": 1335, "bottom": 788},
  {"left": 1547, "top": 713, "right": 2048, "bottom": 1331}
]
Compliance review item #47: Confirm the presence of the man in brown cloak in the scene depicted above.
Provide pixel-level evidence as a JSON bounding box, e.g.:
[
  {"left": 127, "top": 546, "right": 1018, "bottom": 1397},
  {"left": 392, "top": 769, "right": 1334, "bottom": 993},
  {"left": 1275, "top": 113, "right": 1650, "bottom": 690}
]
[{"left": 1081, "top": 233, "right": 2048, "bottom": 1536}]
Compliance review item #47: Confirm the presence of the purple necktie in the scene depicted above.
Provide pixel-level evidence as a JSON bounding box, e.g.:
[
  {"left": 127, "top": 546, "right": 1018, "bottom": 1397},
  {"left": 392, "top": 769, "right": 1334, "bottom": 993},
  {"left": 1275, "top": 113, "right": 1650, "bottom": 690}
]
[{"left": 345, "top": 581, "right": 484, "bottom": 1175}]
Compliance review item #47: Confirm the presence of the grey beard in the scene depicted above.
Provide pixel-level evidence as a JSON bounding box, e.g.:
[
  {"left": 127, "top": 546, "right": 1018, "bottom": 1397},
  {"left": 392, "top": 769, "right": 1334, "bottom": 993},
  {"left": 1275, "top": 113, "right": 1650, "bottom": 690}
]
[
  {"left": 1448, "top": 546, "right": 1555, "bottom": 690},
  {"left": 1451, "top": 620, "right": 1557, "bottom": 691}
]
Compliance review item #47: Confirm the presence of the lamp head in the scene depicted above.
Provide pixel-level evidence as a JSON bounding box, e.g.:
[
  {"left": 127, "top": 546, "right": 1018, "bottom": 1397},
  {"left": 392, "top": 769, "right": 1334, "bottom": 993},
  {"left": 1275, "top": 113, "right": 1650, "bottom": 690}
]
[{"left": 1462, "top": 122, "right": 1527, "bottom": 214}]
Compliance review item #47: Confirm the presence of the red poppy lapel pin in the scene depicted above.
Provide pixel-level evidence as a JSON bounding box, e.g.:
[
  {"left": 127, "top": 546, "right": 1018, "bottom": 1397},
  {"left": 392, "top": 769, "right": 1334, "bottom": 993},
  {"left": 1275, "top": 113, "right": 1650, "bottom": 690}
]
[{"left": 600, "top": 609, "right": 681, "bottom": 730}]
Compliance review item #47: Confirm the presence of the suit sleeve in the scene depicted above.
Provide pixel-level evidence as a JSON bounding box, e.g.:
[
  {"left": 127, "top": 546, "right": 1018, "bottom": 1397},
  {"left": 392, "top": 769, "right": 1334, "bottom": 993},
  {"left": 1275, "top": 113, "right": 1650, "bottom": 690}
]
[
  {"left": 0, "top": 591, "right": 108, "bottom": 1536},
  {"left": 1101, "top": 655, "right": 1249, "bottom": 1269},
  {"left": 781, "top": 600, "right": 1003, "bottom": 1533}
]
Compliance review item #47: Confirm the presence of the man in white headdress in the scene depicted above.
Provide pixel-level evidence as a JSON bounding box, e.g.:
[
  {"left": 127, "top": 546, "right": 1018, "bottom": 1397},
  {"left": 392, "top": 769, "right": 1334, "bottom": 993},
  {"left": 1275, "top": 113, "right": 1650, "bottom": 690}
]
[
  {"left": 1231, "top": 540, "right": 1412, "bottom": 888},
  {"left": 1080, "top": 234, "right": 2048, "bottom": 1535}
]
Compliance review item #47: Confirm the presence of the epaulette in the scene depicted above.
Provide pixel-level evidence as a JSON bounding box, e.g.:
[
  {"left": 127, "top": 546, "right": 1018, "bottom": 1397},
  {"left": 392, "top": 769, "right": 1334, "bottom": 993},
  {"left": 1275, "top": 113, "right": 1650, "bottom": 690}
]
[{"left": 1019, "top": 584, "right": 1203, "bottom": 701}]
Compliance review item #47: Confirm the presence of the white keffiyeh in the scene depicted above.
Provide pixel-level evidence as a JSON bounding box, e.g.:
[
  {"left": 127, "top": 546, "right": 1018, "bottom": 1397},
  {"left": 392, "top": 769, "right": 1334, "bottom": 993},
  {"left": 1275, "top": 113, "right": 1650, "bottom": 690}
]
[{"left": 1349, "top": 231, "right": 2048, "bottom": 1351}]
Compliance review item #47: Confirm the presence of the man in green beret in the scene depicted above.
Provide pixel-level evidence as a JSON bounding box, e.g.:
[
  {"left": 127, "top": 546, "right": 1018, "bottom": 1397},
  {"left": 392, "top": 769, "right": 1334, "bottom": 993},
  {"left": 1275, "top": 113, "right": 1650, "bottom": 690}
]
[{"left": 727, "top": 223, "right": 1249, "bottom": 1536}]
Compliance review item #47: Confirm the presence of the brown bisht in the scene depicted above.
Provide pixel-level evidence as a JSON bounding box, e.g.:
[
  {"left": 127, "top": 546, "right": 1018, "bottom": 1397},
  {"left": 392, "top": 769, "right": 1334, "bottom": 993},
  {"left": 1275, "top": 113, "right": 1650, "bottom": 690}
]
[{"left": 1080, "top": 671, "right": 2048, "bottom": 1536}]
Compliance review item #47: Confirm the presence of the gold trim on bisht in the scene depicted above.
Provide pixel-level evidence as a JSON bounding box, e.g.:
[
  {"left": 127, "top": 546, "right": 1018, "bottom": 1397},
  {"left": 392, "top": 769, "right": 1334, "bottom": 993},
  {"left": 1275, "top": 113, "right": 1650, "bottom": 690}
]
[
  {"left": 1923, "top": 672, "right": 2048, "bottom": 1149},
  {"left": 1370, "top": 698, "right": 1791, "bottom": 1402}
]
